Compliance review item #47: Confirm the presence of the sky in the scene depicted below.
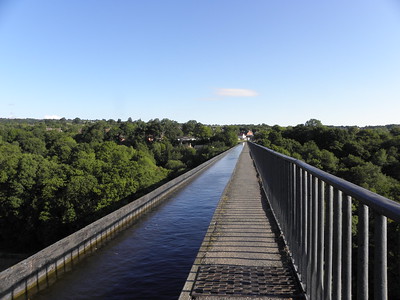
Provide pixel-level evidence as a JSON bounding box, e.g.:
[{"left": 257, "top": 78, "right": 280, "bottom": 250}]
[{"left": 0, "top": 0, "right": 400, "bottom": 126}]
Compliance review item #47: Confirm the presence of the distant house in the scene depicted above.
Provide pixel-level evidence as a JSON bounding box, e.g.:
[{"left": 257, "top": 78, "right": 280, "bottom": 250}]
[
  {"left": 146, "top": 135, "right": 163, "bottom": 142},
  {"left": 246, "top": 131, "right": 254, "bottom": 141},
  {"left": 177, "top": 136, "right": 197, "bottom": 144},
  {"left": 238, "top": 131, "right": 254, "bottom": 141},
  {"left": 238, "top": 133, "right": 247, "bottom": 141}
]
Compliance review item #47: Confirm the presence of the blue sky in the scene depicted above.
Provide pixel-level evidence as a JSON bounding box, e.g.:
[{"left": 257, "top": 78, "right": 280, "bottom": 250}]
[{"left": 1, "top": 0, "right": 400, "bottom": 126}]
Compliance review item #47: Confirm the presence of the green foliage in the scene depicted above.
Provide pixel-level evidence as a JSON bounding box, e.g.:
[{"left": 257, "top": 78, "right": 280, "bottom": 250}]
[
  {"left": 194, "top": 123, "right": 213, "bottom": 140},
  {"left": 253, "top": 120, "right": 400, "bottom": 201},
  {"left": 165, "top": 160, "right": 186, "bottom": 172},
  {"left": 212, "top": 126, "right": 238, "bottom": 147},
  {"left": 0, "top": 118, "right": 236, "bottom": 253},
  {"left": 304, "top": 118, "right": 323, "bottom": 127},
  {"left": 182, "top": 120, "right": 198, "bottom": 136}
]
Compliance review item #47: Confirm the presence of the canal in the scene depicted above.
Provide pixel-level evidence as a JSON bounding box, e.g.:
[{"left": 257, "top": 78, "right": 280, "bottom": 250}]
[{"left": 34, "top": 144, "right": 243, "bottom": 300}]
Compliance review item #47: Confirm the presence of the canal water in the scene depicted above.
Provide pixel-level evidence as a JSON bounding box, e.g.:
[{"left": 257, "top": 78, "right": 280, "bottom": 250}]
[{"left": 34, "top": 144, "right": 244, "bottom": 300}]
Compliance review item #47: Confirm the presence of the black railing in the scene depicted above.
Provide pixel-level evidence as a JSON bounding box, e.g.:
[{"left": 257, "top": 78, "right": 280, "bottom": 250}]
[{"left": 249, "top": 142, "right": 400, "bottom": 300}]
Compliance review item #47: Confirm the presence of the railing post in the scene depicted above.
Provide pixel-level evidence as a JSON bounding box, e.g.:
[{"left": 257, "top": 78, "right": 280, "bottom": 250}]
[
  {"left": 306, "top": 173, "right": 313, "bottom": 292},
  {"left": 287, "top": 162, "right": 291, "bottom": 240},
  {"left": 290, "top": 162, "right": 296, "bottom": 257},
  {"left": 283, "top": 159, "right": 287, "bottom": 232},
  {"left": 317, "top": 179, "right": 325, "bottom": 299},
  {"left": 311, "top": 176, "right": 318, "bottom": 299},
  {"left": 333, "top": 189, "right": 342, "bottom": 300},
  {"left": 343, "top": 195, "right": 352, "bottom": 300},
  {"left": 324, "top": 185, "right": 333, "bottom": 300},
  {"left": 374, "top": 213, "right": 387, "bottom": 300},
  {"left": 302, "top": 169, "right": 308, "bottom": 287},
  {"left": 291, "top": 163, "right": 297, "bottom": 264},
  {"left": 357, "top": 204, "right": 369, "bottom": 300},
  {"left": 294, "top": 165, "right": 303, "bottom": 275}
]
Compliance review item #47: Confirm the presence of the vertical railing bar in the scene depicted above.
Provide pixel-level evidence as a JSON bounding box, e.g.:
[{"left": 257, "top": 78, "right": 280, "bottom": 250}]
[
  {"left": 302, "top": 169, "right": 308, "bottom": 287},
  {"left": 357, "top": 203, "right": 369, "bottom": 300},
  {"left": 277, "top": 156, "right": 280, "bottom": 215},
  {"left": 278, "top": 157, "right": 283, "bottom": 230},
  {"left": 275, "top": 155, "right": 279, "bottom": 211},
  {"left": 269, "top": 153, "right": 273, "bottom": 207},
  {"left": 374, "top": 213, "right": 388, "bottom": 300},
  {"left": 284, "top": 160, "right": 287, "bottom": 238},
  {"left": 323, "top": 185, "right": 333, "bottom": 300},
  {"left": 296, "top": 166, "right": 304, "bottom": 278},
  {"left": 294, "top": 163, "right": 299, "bottom": 271},
  {"left": 289, "top": 163, "right": 295, "bottom": 260},
  {"left": 285, "top": 161, "right": 290, "bottom": 245},
  {"left": 288, "top": 162, "right": 291, "bottom": 237},
  {"left": 282, "top": 159, "right": 286, "bottom": 235},
  {"left": 333, "top": 188, "right": 342, "bottom": 300},
  {"left": 311, "top": 176, "right": 318, "bottom": 299},
  {"left": 273, "top": 153, "right": 275, "bottom": 206},
  {"left": 290, "top": 162, "right": 295, "bottom": 254},
  {"left": 277, "top": 158, "right": 282, "bottom": 232},
  {"left": 274, "top": 155, "right": 278, "bottom": 216},
  {"left": 306, "top": 173, "right": 313, "bottom": 293},
  {"left": 342, "top": 195, "right": 352, "bottom": 300},
  {"left": 280, "top": 158, "right": 283, "bottom": 225},
  {"left": 292, "top": 163, "right": 296, "bottom": 251},
  {"left": 317, "top": 179, "right": 325, "bottom": 299}
]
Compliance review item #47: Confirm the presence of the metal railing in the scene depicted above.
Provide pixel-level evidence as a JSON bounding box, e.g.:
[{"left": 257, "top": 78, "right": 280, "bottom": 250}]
[{"left": 248, "top": 142, "right": 400, "bottom": 300}]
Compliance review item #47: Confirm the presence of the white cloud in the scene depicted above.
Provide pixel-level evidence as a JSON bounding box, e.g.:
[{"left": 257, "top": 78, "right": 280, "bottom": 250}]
[
  {"left": 216, "top": 88, "right": 259, "bottom": 97},
  {"left": 44, "top": 115, "right": 62, "bottom": 119}
]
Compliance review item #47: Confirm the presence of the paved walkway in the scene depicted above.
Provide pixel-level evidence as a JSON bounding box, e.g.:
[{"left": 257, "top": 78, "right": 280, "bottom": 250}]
[{"left": 179, "top": 143, "right": 304, "bottom": 300}]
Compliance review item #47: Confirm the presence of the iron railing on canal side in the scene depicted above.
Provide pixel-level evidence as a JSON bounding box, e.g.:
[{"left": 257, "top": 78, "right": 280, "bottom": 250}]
[{"left": 248, "top": 142, "right": 400, "bottom": 300}]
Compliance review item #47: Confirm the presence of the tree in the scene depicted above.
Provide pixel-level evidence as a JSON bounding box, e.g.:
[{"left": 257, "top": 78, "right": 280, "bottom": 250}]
[
  {"left": 182, "top": 120, "right": 198, "bottom": 136},
  {"left": 305, "top": 119, "right": 323, "bottom": 127},
  {"left": 48, "top": 136, "right": 78, "bottom": 163},
  {"left": 151, "top": 141, "right": 173, "bottom": 166},
  {"left": 320, "top": 149, "right": 339, "bottom": 173},
  {"left": 372, "top": 149, "right": 388, "bottom": 167},
  {"left": 194, "top": 124, "right": 212, "bottom": 140},
  {"left": 0, "top": 118, "right": 249, "bottom": 253},
  {"left": 146, "top": 119, "right": 162, "bottom": 138},
  {"left": 72, "top": 117, "right": 82, "bottom": 124},
  {"left": 165, "top": 159, "right": 186, "bottom": 172},
  {"left": 222, "top": 126, "right": 238, "bottom": 147},
  {"left": 345, "top": 162, "right": 394, "bottom": 196},
  {"left": 78, "top": 121, "right": 108, "bottom": 143},
  {"left": 160, "top": 118, "right": 183, "bottom": 140}
]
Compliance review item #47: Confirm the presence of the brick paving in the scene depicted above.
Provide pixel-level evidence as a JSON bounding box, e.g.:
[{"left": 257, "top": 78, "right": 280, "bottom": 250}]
[{"left": 179, "top": 143, "right": 304, "bottom": 300}]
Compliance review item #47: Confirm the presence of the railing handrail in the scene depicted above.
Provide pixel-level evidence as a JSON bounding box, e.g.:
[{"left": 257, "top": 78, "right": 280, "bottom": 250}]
[{"left": 250, "top": 142, "right": 400, "bottom": 222}]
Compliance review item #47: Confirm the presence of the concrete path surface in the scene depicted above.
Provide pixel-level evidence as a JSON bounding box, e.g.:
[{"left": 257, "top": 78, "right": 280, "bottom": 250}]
[{"left": 179, "top": 143, "right": 304, "bottom": 300}]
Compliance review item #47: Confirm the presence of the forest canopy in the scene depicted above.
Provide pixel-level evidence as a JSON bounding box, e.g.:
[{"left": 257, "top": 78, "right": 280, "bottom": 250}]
[
  {"left": 252, "top": 119, "right": 400, "bottom": 203},
  {"left": 0, "top": 118, "right": 238, "bottom": 253},
  {"left": 1, "top": 117, "right": 400, "bottom": 258}
]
